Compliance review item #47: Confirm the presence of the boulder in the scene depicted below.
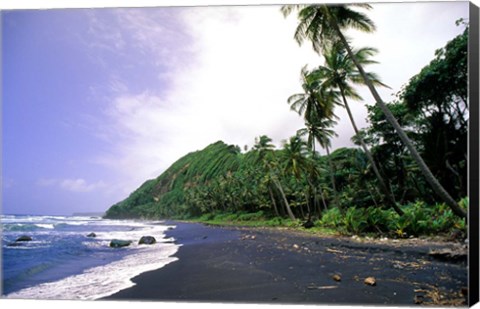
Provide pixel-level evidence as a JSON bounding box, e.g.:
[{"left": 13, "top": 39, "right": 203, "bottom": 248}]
[
  {"left": 87, "top": 233, "right": 97, "bottom": 238},
  {"left": 16, "top": 235, "right": 32, "bottom": 242},
  {"left": 138, "top": 236, "right": 156, "bottom": 245},
  {"left": 109, "top": 239, "right": 132, "bottom": 248}
]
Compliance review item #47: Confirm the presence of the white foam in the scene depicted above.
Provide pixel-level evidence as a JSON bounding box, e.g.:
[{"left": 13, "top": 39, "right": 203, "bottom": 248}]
[
  {"left": 36, "top": 224, "right": 54, "bottom": 229},
  {"left": 6, "top": 230, "right": 180, "bottom": 300}
]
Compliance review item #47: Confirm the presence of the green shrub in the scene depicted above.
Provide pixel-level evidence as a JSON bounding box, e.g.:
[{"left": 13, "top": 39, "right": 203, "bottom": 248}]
[
  {"left": 343, "top": 207, "right": 368, "bottom": 234},
  {"left": 392, "top": 201, "right": 462, "bottom": 237},
  {"left": 365, "top": 207, "right": 399, "bottom": 234},
  {"left": 431, "top": 208, "right": 455, "bottom": 232},
  {"left": 319, "top": 208, "right": 343, "bottom": 228},
  {"left": 285, "top": 219, "right": 302, "bottom": 228},
  {"left": 394, "top": 201, "right": 429, "bottom": 236},
  {"left": 198, "top": 213, "right": 216, "bottom": 221},
  {"left": 237, "top": 211, "right": 265, "bottom": 221},
  {"left": 459, "top": 197, "right": 468, "bottom": 210},
  {"left": 262, "top": 217, "right": 283, "bottom": 226}
]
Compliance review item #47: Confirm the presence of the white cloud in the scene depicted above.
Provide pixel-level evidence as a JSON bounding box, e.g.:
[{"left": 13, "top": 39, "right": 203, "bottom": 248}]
[
  {"left": 87, "top": 3, "right": 468, "bottom": 194},
  {"left": 60, "top": 178, "right": 107, "bottom": 192},
  {"left": 89, "top": 6, "right": 322, "bottom": 190},
  {"left": 36, "top": 178, "right": 107, "bottom": 193}
]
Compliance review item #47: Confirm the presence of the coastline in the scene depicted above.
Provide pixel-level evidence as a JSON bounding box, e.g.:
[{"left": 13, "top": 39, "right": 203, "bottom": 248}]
[
  {"left": 104, "top": 221, "right": 467, "bottom": 305},
  {"left": 2, "top": 217, "right": 179, "bottom": 300}
]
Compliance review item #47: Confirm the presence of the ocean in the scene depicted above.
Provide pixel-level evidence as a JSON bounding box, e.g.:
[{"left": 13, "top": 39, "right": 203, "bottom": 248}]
[{"left": 1, "top": 215, "right": 179, "bottom": 300}]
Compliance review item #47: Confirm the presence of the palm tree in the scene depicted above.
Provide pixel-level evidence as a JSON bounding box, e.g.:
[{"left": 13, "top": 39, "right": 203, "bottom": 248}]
[
  {"left": 297, "top": 115, "right": 340, "bottom": 211},
  {"left": 253, "top": 135, "right": 296, "bottom": 220},
  {"left": 281, "top": 135, "right": 311, "bottom": 218},
  {"left": 288, "top": 68, "right": 341, "bottom": 210},
  {"left": 309, "top": 43, "right": 403, "bottom": 216},
  {"left": 282, "top": 4, "right": 466, "bottom": 218}
]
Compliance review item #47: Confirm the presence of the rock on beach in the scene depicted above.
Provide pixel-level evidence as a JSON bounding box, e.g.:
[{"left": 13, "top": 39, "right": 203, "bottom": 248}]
[
  {"left": 139, "top": 236, "right": 156, "bottom": 245},
  {"left": 110, "top": 239, "right": 132, "bottom": 248}
]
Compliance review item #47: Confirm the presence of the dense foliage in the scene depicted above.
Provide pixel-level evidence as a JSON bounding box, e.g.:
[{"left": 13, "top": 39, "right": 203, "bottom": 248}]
[{"left": 105, "top": 10, "right": 468, "bottom": 238}]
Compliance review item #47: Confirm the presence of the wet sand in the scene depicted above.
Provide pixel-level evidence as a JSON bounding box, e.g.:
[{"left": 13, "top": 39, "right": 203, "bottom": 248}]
[{"left": 104, "top": 221, "right": 467, "bottom": 305}]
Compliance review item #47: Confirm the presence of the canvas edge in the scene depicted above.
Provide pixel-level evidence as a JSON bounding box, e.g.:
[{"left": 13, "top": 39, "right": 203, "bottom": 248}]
[{"left": 469, "top": 1, "right": 480, "bottom": 307}]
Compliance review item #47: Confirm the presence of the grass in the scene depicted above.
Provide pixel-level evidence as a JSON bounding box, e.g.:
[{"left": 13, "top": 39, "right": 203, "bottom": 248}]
[{"left": 188, "top": 211, "right": 340, "bottom": 237}]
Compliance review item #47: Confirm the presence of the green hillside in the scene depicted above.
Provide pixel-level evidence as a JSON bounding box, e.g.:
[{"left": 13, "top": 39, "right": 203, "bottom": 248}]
[{"left": 105, "top": 141, "right": 243, "bottom": 219}]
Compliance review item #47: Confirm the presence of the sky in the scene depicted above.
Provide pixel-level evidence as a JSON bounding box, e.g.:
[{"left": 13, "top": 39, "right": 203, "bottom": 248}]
[{"left": 1, "top": 0, "right": 471, "bottom": 215}]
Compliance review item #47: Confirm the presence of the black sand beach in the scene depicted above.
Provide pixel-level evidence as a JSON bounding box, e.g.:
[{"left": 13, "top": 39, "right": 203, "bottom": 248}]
[{"left": 104, "top": 222, "right": 467, "bottom": 305}]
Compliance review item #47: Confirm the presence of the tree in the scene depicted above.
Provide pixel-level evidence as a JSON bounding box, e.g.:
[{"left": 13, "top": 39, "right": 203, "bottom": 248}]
[
  {"left": 297, "top": 115, "right": 340, "bottom": 211},
  {"left": 253, "top": 135, "right": 296, "bottom": 220},
  {"left": 360, "top": 102, "right": 422, "bottom": 204},
  {"left": 401, "top": 26, "right": 468, "bottom": 199},
  {"left": 288, "top": 67, "right": 341, "bottom": 210},
  {"left": 309, "top": 42, "right": 403, "bottom": 215},
  {"left": 282, "top": 4, "right": 466, "bottom": 218}
]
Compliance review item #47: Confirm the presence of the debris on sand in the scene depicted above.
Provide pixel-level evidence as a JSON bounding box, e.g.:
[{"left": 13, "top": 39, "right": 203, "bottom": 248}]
[
  {"left": 332, "top": 274, "right": 341, "bottom": 282},
  {"left": 307, "top": 284, "right": 339, "bottom": 290},
  {"left": 364, "top": 277, "right": 376, "bottom": 286},
  {"left": 428, "top": 248, "right": 467, "bottom": 262},
  {"left": 413, "top": 286, "right": 466, "bottom": 306},
  {"left": 326, "top": 248, "right": 343, "bottom": 254}
]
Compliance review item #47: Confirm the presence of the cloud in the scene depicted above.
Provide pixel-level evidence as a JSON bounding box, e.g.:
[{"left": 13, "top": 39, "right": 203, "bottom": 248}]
[
  {"left": 37, "top": 178, "right": 107, "bottom": 193},
  {"left": 60, "top": 178, "right": 107, "bottom": 192},
  {"left": 87, "top": 6, "right": 324, "bottom": 190},
  {"left": 85, "top": 3, "right": 468, "bottom": 195}
]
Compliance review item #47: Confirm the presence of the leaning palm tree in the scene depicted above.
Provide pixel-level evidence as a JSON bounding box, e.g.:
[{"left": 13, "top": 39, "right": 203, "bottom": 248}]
[
  {"left": 282, "top": 4, "right": 466, "bottom": 218},
  {"left": 281, "top": 135, "right": 311, "bottom": 218},
  {"left": 310, "top": 43, "right": 403, "bottom": 216},
  {"left": 288, "top": 67, "right": 341, "bottom": 210},
  {"left": 288, "top": 66, "right": 340, "bottom": 121},
  {"left": 253, "top": 135, "right": 296, "bottom": 220},
  {"left": 297, "top": 114, "right": 340, "bottom": 211}
]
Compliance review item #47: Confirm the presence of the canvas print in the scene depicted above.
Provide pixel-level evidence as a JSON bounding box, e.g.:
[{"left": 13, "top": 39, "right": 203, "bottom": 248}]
[{"left": 1, "top": 0, "right": 478, "bottom": 306}]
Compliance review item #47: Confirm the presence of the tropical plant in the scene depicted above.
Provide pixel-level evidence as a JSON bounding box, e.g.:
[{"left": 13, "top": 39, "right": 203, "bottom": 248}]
[
  {"left": 282, "top": 4, "right": 466, "bottom": 218},
  {"left": 254, "top": 135, "right": 296, "bottom": 220},
  {"left": 307, "top": 42, "right": 402, "bottom": 215},
  {"left": 289, "top": 68, "right": 341, "bottom": 210},
  {"left": 297, "top": 116, "right": 338, "bottom": 211}
]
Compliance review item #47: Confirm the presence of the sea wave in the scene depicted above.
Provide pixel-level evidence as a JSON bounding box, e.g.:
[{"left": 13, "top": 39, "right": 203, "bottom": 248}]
[
  {"left": 3, "top": 216, "right": 177, "bottom": 299},
  {"left": 6, "top": 239, "right": 180, "bottom": 300},
  {"left": 2, "top": 224, "right": 55, "bottom": 232}
]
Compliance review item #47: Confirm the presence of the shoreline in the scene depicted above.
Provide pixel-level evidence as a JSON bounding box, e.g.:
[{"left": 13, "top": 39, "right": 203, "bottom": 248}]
[
  {"left": 104, "top": 221, "right": 467, "bottom": 305},
  {"left": 2, "top": 218, "right": 180, "bottom": 300}
]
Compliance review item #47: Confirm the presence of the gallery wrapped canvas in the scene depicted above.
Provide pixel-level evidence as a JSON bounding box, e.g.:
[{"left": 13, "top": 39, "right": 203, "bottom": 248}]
[{"left": 1, "top": 0, "right": 479, "bottom": 307}]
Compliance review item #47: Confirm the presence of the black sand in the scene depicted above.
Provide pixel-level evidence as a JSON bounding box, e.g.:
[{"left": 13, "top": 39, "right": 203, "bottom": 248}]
[{"left": 104, "top": 222, "right": 467, "bottom": 305}]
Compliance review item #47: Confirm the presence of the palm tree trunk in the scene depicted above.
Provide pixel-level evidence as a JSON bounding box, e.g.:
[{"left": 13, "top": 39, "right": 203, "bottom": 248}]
[
  {"left": 319, "top": 187, "right": 329, "bottom": 211},
  {"left": 313, "top": 189, "right": 322, "bottom": 216},
  {"left": 331, "top": 20, "right": 466, "bottom": 218},
  {"left": 299, "top": 200, "right": 306, "bottom": 219},
  {"left": 324, "top": 144, "right": 341, "bottom": 211},
  {"left": 268, "top": 185, "right": 281, "bottom": 217},
  {"left": 340, "top": 87, "right": 404, "bottom": 216},
  {"left": 273, "top": 178, "right": 296, "bottom": 220}
]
